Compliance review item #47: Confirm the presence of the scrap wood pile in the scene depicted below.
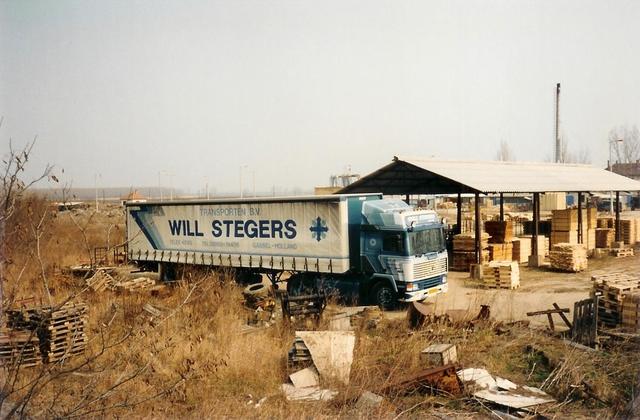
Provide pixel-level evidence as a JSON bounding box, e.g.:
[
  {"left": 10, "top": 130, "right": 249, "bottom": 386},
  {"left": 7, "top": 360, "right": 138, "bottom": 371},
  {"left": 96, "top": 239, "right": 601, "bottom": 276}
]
[
  {"left": 549, "top": 243, "right": 587, "bottom": 272},
  {"left": 0, "top": 330, "right": 41, "bottom": 367},
  {"left": 593, "top": 272, "right": 640, "bottom": 328},
  {"left": 4, "top": 301, "right": 88, "bottom": 365},
  {"left": 452, "top": 233, "right": 489, "bottom": 271},
  {"left": 482, "top": 261, "right": 520, "bottom": 290},
  {"left": 86, "top": 269, "right": 164, "bottom": 293}
]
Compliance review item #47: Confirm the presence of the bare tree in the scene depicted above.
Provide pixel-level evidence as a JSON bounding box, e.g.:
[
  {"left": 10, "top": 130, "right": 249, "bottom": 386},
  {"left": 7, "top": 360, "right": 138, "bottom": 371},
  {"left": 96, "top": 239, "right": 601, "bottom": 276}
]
[
  {"left": 496, "top": 140, "right": 515, "bottom": 161},
  {"left": 556, "top": 136, "right": 591, "bottom": 164},
  {"left": 609, "top": 124, "right": 640, "bottom": 164}
]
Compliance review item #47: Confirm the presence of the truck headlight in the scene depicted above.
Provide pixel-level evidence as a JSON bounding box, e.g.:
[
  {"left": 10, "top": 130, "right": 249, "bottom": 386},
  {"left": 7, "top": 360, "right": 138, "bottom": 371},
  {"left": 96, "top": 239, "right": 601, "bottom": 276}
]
[{"left": 406, "top": 282, "right": 416, "bottom": 292}]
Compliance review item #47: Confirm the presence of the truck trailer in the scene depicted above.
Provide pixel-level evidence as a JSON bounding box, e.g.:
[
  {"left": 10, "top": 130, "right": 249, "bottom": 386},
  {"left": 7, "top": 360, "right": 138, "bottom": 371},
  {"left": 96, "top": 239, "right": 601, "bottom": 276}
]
[{"left": 125, "top": 194, "right": 448, "bottom": 308}]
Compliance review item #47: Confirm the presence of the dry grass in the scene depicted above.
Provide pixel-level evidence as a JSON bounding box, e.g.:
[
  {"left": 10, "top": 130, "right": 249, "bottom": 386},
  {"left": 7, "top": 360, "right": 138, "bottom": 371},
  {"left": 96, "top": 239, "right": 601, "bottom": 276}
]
[{"left": 2, "top": 201, "right": 640, "bottom": 418}]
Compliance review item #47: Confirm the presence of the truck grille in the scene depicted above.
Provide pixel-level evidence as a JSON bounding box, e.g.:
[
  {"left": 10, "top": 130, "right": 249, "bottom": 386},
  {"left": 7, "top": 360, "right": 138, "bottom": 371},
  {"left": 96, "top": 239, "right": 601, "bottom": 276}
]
[{"left": 413, "top": 258, "right": 447, "bottom": 280}]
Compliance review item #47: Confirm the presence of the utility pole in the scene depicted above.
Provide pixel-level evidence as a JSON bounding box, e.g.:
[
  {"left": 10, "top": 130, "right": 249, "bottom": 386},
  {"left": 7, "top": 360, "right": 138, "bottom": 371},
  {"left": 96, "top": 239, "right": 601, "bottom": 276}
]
[{"left": 555, "top": 83, "right": 561, "bottom": 163}]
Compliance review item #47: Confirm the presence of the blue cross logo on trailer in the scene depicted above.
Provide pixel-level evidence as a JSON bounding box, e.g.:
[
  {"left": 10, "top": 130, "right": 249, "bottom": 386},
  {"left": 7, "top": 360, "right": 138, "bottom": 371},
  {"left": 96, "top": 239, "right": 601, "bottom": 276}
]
[{"left": 309, "top": 217, "right": 329, "bottom": 242}]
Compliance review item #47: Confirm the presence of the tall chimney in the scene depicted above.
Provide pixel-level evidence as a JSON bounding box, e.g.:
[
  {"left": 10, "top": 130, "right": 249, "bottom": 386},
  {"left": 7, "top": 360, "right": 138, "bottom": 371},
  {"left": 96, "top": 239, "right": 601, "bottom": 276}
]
[{"left": 555, "top": 83, "right": 561, "bottom": 163}]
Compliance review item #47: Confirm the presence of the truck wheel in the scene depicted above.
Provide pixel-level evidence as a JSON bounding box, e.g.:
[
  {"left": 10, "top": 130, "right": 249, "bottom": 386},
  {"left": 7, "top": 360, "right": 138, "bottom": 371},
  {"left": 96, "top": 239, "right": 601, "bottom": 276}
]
[
  {"left": 243, "top": 282, "right": 270, "bottom": 299},
  {"left": 372, "top": 282, "right": 396, "bottom": 311}
]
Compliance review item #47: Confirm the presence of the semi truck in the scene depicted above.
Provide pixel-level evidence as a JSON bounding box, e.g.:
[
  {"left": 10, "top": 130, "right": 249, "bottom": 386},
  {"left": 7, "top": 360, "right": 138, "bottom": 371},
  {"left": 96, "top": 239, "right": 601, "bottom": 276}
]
[{"left": 125, "top": 194, "right": 448, "bottom": 308}]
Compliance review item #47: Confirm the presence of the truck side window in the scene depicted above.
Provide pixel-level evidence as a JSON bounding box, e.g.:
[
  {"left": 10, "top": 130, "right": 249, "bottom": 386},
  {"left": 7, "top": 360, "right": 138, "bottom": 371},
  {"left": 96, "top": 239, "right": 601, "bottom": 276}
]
[{"left": 382, "top": 233, "right": 405, "bottom": 254}]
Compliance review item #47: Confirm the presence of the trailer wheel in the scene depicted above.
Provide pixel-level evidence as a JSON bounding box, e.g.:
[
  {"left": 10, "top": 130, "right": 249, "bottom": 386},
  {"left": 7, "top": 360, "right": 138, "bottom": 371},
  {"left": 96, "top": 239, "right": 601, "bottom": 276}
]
[
  {"left": 372, "top": 282, "right": 396, "bottom": 311},
  {"left": 243, "top": 282, "right": 270, "bottom": 299}
]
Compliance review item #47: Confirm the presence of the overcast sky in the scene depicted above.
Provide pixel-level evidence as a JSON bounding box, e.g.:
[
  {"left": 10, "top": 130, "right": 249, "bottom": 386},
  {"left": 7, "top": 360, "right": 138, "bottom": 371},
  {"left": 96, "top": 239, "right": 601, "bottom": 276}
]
[{"left": 1, "top": 0, "right": 639, "bottom": 195}]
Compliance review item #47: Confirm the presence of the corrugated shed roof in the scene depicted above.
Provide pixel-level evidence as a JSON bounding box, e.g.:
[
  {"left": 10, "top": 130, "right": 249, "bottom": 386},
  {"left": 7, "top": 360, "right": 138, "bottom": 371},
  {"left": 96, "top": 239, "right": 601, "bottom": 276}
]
[{"left": 339, "top": 157, "right": 640, "bottom": 195}]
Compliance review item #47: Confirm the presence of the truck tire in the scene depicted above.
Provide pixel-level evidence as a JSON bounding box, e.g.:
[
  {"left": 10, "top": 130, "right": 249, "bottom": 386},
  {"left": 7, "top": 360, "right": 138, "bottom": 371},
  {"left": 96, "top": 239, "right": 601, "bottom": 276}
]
[
  {"left": 371, "top": 282, "right": 397, "bottom": 311},
  {"left": 243, "top": 283, "right": 270, "bottom": 299}
]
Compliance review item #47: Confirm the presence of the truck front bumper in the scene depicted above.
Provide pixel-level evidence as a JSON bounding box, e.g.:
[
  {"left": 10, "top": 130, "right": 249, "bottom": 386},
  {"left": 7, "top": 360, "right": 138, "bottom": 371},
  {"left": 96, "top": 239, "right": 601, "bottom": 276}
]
[{"left": 399, "top": 282, "right": 448, "bottom": 302}]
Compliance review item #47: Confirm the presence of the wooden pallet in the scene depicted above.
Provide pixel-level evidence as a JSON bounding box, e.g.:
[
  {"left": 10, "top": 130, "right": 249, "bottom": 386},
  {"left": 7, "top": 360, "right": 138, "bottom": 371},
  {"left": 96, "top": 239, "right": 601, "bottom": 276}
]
[{"left": 612, "top": 248, "right": 634, "bottom": 258}]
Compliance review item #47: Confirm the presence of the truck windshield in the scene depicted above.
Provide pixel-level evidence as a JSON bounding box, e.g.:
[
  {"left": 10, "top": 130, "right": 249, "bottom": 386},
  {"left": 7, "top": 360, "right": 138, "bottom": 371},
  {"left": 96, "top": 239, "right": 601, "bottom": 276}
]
[{"left": 408, "top": 228, "right": 444, "bottom": 255}]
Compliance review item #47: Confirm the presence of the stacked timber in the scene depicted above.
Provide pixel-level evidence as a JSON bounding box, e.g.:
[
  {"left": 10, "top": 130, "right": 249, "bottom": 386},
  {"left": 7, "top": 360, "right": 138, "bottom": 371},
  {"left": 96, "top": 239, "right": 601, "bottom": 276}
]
[
  {"left": 511, "top": 237, "right": 530, "bottom": 263},
  {"left": 549, "top": 243, "right": 588, "bottom": 272},
  {"left": 482, "top": 261, "right": 520, "bottom": 289},
  {"left": 595, "top": 228, "right": 615, "bottom": 249},
  {"left": 593, "top": 272, "right": 640, "bottom": 328},
  {"left": 620, "top": 219, "right": 637, "bottom": 246},
  {"left": 451, "top": 233, "right": 489, "bottom": 271},
  {"left": 597, "top": 217, "right": 614, "bottom": 229},
  {"left": 5, "top": 302, "right": 88, "bottom": 365},
  {"left": 0, "top": 330, "right": 41, "bottom": 367},
  {"left": 622, "top": 291, "right": 640, "bottom": 332},
  {"left": 488, "top": 243, "right": 513, "bottom": 261},
  {"left": 518, "top": 235, "right": 549, "bottom": 257},
  {"left": 484, "top": 221, "right": 513, "bottom": 244},
  {"left": 115, "top": 277, "right": 162, "bottom": 292},
  {"left": 550, "top": 209, "right": 596, "bottom": 251}
]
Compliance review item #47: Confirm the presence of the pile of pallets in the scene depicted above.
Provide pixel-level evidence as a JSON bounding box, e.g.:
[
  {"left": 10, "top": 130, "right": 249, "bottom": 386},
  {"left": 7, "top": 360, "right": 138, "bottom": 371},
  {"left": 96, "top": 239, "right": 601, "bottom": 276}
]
[
  {"left": 86, "top": 269, "right": 117, "bottom": 291},
  {"left": 5, "top": 302, "right": 88, "bottom": 365},
  {"left": 484, "top": 221, "right": 513, "bottom": 243},
  {"left": 482, "top": 261, "right": 520, "bottom": 289},
  {"left": 0, "top": 330, "right": 41, "bottom": 367},
  {"left": 452, "top": 233, "right": 489, "bottom": 271},
  {"left": 592, "top": 272, "right": 640, "bottom": 327},
  {"left": 549, "top": 243, "right": 588, "bottom": 272}
]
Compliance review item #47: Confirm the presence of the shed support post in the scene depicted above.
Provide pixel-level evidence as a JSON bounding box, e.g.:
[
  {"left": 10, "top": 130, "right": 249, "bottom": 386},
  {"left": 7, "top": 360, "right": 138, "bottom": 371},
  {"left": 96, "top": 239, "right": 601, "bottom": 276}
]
[
  {"left": 405, "top": 194, "right": 410, "bottom": 205},
  {"left": 615, "top": 191, "right": 621, "bottom": 242},
  {"left": 577, "top": 192, "right": 583, "bottom": 244},
  {"left": 456, "top": 193, "right": 462, "bottom": 234},
  {"left": 532, "top": 193, "right": 539, "bottom": 258},
  {"left": 475, "top": 192, "right": 481, "bottom": 264},
  {"left": 499, "top": 193, "right": 504, "bottom": 222}
]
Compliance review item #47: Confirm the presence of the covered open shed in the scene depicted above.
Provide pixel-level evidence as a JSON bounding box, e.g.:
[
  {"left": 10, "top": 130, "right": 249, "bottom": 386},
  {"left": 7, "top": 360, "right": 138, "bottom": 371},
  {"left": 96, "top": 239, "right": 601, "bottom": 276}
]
[{"left": 339, "top": 157, "right": 640, "bottom": 265}]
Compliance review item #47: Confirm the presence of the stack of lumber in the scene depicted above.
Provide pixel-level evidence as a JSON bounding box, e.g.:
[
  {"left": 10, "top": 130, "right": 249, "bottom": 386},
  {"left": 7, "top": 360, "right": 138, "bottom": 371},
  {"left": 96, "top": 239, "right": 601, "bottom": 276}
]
[
  {"left": 511, "top": 237, "right": 530, "bottom": 263},
  {"left": 484, "top": 221, "right": 513, "bottom": 243},
  {"left": 620, "top": 219, "right": 637, "bottom": 245},
  {"left": 0, "top": 330, "right": 41, "bottom": 367},
  {"left": 451, "top": 233, "right": 489, "bottom": 271},
  {"left": 595, "top": 228, "right": 614, "bottom": 249},
  {"left": 622, "top": 291, "right": 640, "bottom": 332},
  {"left": 5, "top": 302, "right": 88, "bottom": 364},
  {"left": 488, "top": 243, "right": 513, "bottom": 261},
  {"left": 482, "top": 261, "right": 520, "bottom": 289},
  {"left": 86, "top": 269, "right": 117, "bottom": 291},
  {"left": 597, "top": 217, "right": 614, "bottom": 229},
  {"left": 518, "top": 235, "right": 549, "bottom": 257},
  {"left": 550, "top": 209, "right": 596, "bottom": 250},
  {"left": 549, "top": 243, "right": 588, "bottom": 272},
  {"left": 592, "top": 272, "right": 640, "bottom": 328}
]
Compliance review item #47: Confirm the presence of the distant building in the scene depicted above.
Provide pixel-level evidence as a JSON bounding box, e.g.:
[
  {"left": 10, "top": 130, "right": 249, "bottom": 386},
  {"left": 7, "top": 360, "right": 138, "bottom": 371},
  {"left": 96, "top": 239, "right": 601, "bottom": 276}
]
[
  {"left": 612, "top": 161, "right": 640, "bottom": 181},
  {"left": 121, "top": 191, "right": 147, "bottom": 205}
]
